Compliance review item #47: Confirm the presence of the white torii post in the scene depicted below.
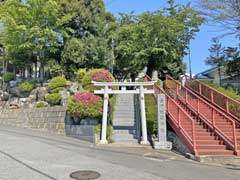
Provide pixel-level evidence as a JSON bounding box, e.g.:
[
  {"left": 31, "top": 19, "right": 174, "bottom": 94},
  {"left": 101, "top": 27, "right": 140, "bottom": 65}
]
[
  {"left": 92, "top": 81, "right": 154, "bottom": 145},
  {"left": 139, "top": 85, "right": 149, "bottom": 144},
  {"left": 100, "top": 86, "right": 109, "bottom": 144}
]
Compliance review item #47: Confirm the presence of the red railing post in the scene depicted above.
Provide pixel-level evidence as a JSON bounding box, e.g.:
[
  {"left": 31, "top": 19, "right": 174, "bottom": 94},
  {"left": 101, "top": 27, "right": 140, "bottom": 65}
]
[
  {"left": 232, "top": 121, "right": 238, "bottom": 154},
  {"left": 212, "top": 109, "right": 215, "bottom": 127},
  {"left": 185, "top": 91, "right": 188, "bottom": 103},
  {"left": 197, "top": 98, "right": 200, "bottom": 114},
  {"left": 192, "top": 120, "right": 197, "bottom": 154},
  {"left": 226, "top": 98, "right": 229, "bottom": 113},
  {"left": 199, "top": 83, "right": 202, "bottom": 95},
  {"left": 211, "top": 90, "right": 214, "bottom": 103},
  {"left": 178, "top": 107, "right": 181, "bottom": 127}
]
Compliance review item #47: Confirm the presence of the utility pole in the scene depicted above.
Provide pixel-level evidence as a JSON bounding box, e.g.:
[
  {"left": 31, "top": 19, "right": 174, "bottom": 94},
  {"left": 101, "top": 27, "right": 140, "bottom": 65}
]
[
  {"left": 111, "top": 38, "right": 115, "bottom": 75},
  {"left": 189, "top": 47, "right": 192, "bottom": 80}
]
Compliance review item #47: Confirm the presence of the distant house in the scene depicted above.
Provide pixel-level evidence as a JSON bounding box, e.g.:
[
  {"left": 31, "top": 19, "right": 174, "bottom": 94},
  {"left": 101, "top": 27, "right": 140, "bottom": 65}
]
[{"left": 194, "top": 66, "right": 240, "bottom": 89}]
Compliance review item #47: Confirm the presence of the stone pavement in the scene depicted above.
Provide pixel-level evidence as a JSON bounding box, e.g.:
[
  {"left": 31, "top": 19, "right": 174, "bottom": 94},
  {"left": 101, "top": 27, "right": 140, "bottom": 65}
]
[{"left": 0, "top": 126, "right": 240, "bottom": 180}]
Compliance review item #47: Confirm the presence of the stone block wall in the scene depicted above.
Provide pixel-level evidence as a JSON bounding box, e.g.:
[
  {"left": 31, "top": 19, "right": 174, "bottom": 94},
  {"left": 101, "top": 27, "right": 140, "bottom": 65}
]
[{"left": 0, "top": 106, "right": 66, "bottom": 135}]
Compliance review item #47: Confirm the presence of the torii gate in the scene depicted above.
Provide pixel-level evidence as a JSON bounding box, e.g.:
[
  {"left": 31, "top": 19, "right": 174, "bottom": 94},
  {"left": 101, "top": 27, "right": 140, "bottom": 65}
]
[{"left": 92, "top": 81, "right": 154, "bottom": 145}]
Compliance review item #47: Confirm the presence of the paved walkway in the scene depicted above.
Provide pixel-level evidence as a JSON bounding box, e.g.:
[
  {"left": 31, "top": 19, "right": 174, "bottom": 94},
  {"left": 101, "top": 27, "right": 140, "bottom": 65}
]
[{"left": 0, "top": 126, "right": 239, "bottom": 180}]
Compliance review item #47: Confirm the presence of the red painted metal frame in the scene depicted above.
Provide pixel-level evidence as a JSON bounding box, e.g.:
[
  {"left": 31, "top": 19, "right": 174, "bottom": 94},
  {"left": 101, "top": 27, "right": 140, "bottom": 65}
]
[
  {"left": 144, "top": 75, "right": 198, "bottom": 155},
  {"left": 166, "top": 75, "right": 239, "bottom": 155},
  {"left": 186, "top": 79, "right": 240, "bottom": 121}
]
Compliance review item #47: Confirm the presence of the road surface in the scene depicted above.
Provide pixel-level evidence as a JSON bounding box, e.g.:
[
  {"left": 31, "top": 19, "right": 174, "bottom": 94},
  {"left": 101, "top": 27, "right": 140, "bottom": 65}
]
[{"left": 0, "top": 126, "right": 239, "bottom": 180}]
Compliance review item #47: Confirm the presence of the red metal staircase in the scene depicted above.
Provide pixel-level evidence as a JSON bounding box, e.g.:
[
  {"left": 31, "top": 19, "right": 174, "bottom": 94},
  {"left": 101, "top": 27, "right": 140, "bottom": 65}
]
[{"left": 144, "top": 75, "right": 240, "bottom": 156}]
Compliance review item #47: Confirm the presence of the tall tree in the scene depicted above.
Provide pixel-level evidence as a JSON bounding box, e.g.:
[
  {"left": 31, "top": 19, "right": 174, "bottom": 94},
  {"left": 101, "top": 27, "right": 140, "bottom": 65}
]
[
  {"left": 205, "top": 38, "right": 226, "bottom": 85},
  {"left": 0, "top": 0, "right": 71, "bottom": 81},
  {"left": 199, "top": 0, "right": 240, "bottom": 37}
]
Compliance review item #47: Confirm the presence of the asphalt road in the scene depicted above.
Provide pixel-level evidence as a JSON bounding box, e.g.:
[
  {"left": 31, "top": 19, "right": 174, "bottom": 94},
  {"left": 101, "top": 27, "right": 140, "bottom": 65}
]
[{"left": 0, "top": 126, "right": 239, "bottom": 180}]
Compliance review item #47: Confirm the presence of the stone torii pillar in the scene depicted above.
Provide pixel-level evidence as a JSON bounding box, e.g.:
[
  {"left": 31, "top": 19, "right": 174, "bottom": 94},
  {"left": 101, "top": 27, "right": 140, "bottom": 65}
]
[
  {"left": 139, "top": 85, "right": 149, "bottom": 144},
  {"left": 100, "top": 86, "right": 109, "bottom": 144}
]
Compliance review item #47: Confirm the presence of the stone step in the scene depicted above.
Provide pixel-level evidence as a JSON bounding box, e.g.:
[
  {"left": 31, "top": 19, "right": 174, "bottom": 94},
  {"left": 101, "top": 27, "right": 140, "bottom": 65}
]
[
  {"left": 113, "top": 129, "right": 137, "bottom": 135},
  {"left": 113, "top": 122, "right": 135, "bottom": 127}
]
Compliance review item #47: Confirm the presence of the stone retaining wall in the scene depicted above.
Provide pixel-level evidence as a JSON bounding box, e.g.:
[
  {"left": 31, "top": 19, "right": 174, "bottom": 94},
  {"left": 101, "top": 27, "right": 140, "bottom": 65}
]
[{"left": 0, "top": 107, "right": 66, "bottom": 135}]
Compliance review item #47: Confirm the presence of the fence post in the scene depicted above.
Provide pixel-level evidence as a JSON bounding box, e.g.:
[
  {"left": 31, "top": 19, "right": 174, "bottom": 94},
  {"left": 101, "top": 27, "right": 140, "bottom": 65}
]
[{"left": 226, "top": 98, "right": 229, "bottom": 113}]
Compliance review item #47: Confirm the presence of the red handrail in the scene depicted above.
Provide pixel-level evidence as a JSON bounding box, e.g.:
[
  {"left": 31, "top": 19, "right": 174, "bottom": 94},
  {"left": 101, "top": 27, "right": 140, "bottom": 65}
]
[
  {"left": 144, "top": 75, "right": 197, "bottom": 155},
  {"left": 186, "top": 79, "right": 240, "bottom": 121},
  {"left": 166, "top": 75, "right": 239, "bottom": 155}
]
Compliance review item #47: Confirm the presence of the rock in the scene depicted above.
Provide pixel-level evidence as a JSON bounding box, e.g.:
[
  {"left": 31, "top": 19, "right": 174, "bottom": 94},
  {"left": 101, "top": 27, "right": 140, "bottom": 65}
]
[
  {"left": 68, "top": 82, "right": 79, "bottom": 94},
  {"left": 8, "top": 97, "right": 20, "bottom": 109},
  {"left": 59, "top": 88, "right": 70, "bottom": 106},
  {"left": 30, "top": 87, "right": 49, "bottom": 101},
  {"left": 9, "top": 80, "right": 18, "bottom": 88},
  {"left": 9, "top": 87, "right": 21, "bottom": 97}
]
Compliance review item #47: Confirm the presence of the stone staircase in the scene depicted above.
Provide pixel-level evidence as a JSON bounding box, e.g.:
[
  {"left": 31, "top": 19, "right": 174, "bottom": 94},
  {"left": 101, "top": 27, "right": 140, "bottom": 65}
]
[{"left": 112, "top": 94, "right": 139, "bottom": 143}]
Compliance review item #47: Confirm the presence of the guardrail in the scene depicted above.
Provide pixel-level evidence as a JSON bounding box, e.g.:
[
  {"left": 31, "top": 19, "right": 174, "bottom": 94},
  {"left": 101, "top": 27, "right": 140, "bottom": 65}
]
[
  {"left": 166, "top": 75, "right": 239, "bottom": 155},
  {"left": 144, "top": 75, "right": 197, "bottom": 155},
  {"left": 186, "top": 79, "right": 240, "bottom": 121}
]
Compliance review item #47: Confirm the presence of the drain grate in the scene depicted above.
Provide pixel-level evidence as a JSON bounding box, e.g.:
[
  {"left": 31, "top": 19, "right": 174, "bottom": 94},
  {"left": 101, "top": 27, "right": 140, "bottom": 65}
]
[{"left": 70, "top": 170, "right": 100, "bottom": 180}]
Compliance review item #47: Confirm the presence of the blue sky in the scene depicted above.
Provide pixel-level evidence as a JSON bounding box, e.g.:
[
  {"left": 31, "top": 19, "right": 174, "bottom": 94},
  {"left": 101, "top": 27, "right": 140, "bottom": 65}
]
[{"left": 104, "top": 0, "right": 239, "bottom": 74}]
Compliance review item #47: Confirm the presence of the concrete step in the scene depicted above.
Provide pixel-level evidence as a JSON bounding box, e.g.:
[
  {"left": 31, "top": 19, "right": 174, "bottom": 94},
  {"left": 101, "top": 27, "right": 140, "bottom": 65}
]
[
  {"left": 113, "top": 129, "right": 136, "bottom": 134},
  {"left": 113, "top": 122, "right": 135, "bottom": 126},
  {"left": 197, "top": 149, "right": 234, "bottom": 155}
]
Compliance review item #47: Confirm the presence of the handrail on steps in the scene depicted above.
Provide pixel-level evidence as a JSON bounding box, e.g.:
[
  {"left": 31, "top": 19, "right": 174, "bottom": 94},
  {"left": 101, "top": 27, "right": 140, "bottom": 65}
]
[
  {"left": 144, "top": 75, "right": 197, "bottom": 155},
  {"left": 166, "top": 75, "right": 239, "bottom": 155},
  {"left": 186, "top": 79, "right": 240, "bottom": 121}
]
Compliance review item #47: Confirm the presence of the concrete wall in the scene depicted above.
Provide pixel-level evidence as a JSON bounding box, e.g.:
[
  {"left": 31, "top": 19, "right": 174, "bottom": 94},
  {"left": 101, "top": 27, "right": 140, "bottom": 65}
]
[{"left": 0, "top": 106, "right": 66, "bottom": 135}]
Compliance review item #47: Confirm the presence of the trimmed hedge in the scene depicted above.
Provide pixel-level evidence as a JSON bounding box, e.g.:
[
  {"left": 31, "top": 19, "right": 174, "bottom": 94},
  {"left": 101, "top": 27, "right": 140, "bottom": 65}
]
[
  {"left": 145, "top": 94, "right": 158, "bottom": 134},
  {"left": 45, "top": 93, "right": 62, "bottom": 105},
  {"left": 82, "top": 69, "right": 115, "bottom": 88},
  {"left": 19, "top": 80, "right": 35, "bottom": 93},
  {"left": 67, "top": 92, "right": 103, "bottom": 119},
  {"left": 49, "top": 76, "right": 67, "bottom": 90}
]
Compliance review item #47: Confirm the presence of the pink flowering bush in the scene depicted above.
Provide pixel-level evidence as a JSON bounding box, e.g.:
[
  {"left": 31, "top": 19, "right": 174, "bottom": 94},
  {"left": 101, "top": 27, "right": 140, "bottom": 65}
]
[
  {"left": 67, "top": 92, "right": 103, "bottom": 119},
  {"left": 82, "top": 69, "right": 115, "bottom": 88}
]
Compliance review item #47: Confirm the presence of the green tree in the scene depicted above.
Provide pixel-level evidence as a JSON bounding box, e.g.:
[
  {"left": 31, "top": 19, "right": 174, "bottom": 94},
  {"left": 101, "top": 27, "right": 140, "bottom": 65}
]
[
  {"left": 199, "top": 0, "right": 240, "bottom": 36},
  {"left": 0, "top": 0, "right": 71, "bottom": 81},
  {"left": 205, "top": 38, "right": 226, "bottom": 85}
]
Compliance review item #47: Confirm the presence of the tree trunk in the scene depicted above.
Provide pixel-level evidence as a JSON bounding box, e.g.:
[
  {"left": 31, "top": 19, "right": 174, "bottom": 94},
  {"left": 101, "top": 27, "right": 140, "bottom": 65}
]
[
  {"left": 39, "top": 61, "right": 44, "bottom": 83},
  {"left": 13, "top": 65, "right": 16, "bottom": 80}
]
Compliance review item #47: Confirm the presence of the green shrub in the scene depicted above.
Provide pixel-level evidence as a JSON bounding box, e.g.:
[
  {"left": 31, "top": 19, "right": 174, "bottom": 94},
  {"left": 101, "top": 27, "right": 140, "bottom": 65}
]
[
  {"left": 49, "top": 76, "right": 67, "bottom": 90},
  {"left": 82, "top": 69, "right": 115, "bottom": 88},
  {"left": 67, "top": 92, "right": 103, "bottom": 119},
  {"left": 45, "top": 93, "right": 62, "bottom": 105},
  {"left": 95, "top": 124, "right": 113, "bottom": 143},
  {"left": 36, "top": 101, "right": 46, "bottom": 108},
  {"left": 51, "top": 87, "right": 64, "bottom": 93},
  {"left": 3, "top": 72, "right": 14, "bottom": 82},
  {"left": 76, "top": 68, "right": 87, "bottom": 83},
  {"left": 19, "top": 80, "right": 35, "bottom": 93},
  {"left": 145, "top": 94, "right": 158, "bottom": 134}
]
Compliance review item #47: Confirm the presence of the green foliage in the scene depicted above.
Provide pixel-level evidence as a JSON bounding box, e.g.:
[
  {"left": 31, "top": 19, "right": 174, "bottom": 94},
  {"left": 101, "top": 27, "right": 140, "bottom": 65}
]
[
  {"left": 49, "top": 76, "right": 67, "bottom": 90},
  {"left": 199, "top": 0, "right": 240, "bottom": 36},
  {"left": 109, "top": 95, "right": 117, "bottom": 124},
  {"left": 45, "top": 93, "right": 62, "bottom": 105},
  {"left": 2, "top": 72, "right": 14, "bottom": 82},
  {"left": 76, "top": 68, "right": 87, "bottom": 83},
  {"left": 95, "top": 124, "right": 113, "bottom": 143},
  {"left": 200, "top": 80, "right": 240, "bottom": 101},
  {"left": 51, "top": 87, "right": 64, "bottom": 93},
  {"left": 19, "top": 80, "right": 35, "bottom": 93},
  {"left": 47, "top": 59, "right": 64, "bottom": 77},
  {"left": 82, "top": 69, "right": 115, "bottom": 87},
  {"left": 67, "top": 92, "right": 103, "bottom": 119},
  {"left": 145, "top": 94, "right": 158, "bottom": 134},
  {"left": 36, "top": 101, "right": 47, "bottom": 108}
]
